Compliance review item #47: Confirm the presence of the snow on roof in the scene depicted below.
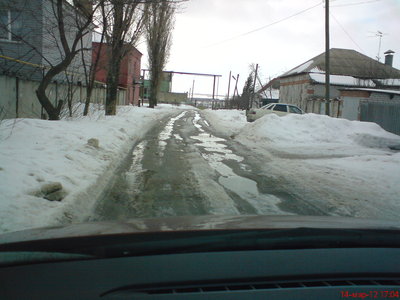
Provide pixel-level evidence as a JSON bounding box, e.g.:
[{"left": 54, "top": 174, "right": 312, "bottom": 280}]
[
  {"left": 284, "top": 60, "right": 313, "bottom": 76},
  {"left": 280, "top": 48, "right": 400, "bottom": 79},
  {"left": 341, "top": 88, "right": 400, "bottom": 95},
  {"left": 309, "top": 73, "right": 376, "bottom": 87},
  {"left": 375, "top": 78, "right": 400, "bottom": 86}
]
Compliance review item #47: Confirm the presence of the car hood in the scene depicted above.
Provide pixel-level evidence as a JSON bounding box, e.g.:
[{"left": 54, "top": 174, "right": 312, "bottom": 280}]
[{"left": 0, "top": 215, "right": 399, "bottom": 245}]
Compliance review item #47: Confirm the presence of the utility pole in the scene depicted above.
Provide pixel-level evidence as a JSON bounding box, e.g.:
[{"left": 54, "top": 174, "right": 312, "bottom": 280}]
[
  {"left": 227, "top": 71, "right": 232, "bottom": 101},
  {"left": 250, "top": 63, "right": 258, "bottom": 109},
  {"left": 233, "top": 74, "right": 240, "bottom": 109},
  {"left": 212, "top": 75, "right": 216, "bottom": 99},
  {"left": 191, "top": 79, "right": 195, "bottom": 106},
  {"left": 325, "top": 0, "right": 330, "bottom": 116}
]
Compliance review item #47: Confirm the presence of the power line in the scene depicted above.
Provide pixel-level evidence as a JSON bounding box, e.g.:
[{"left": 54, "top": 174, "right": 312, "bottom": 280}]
[
  {"left": 331, "top": 0, "right": 381, "bottom": 8},
  {"left": 330, "top": 12, "right": 365, "bottom": 53},
  {"left": 205, "top": 2, "right": 322, "bottom": 48}
]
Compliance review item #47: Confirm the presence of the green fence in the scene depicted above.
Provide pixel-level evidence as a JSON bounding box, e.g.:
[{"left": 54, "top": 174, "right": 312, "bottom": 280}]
[{"left": 360, "top": 100, "right": 400, "bottom": 135}]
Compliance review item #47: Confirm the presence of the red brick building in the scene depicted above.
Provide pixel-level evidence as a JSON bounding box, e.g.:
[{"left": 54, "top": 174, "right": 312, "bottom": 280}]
[{"left": 92, "top": 42, "right": 142, "bottom": 105}]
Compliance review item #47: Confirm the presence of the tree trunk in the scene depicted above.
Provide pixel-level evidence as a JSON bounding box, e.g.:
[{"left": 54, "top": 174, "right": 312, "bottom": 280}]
[
  {"left": 105, "top": 68, "right": 120, "bottom": 115},
  {"left": 83, "top": 85, "right": 93, "bottom": 116},
  {"left": 34, "top": 0, "right": 92, "bottom": 120},
  {"left": 36, "top": 86, "right": 62, "bottom": 120},
  {"left": 105, "top": 2, "right": 124, "bottom": 115},
  {"left": 148, "top": 72, "right": 159, "bottom": 108},
  {"left": 35, "top": 56, "right": 74, "bottom": 120}
]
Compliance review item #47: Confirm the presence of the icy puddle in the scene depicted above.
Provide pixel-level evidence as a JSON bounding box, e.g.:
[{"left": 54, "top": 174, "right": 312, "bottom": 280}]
[
  {"left": 191, "top": 112, "right": 285, "bottom": 215},
  {"left": 158, "top": 111, "right": 187, "bottom": 156}
]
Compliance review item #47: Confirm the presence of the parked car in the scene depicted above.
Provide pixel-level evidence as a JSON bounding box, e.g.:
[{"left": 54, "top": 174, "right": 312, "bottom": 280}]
[{"left": 246, "top": 103, "right": 304, "bottom": 122}]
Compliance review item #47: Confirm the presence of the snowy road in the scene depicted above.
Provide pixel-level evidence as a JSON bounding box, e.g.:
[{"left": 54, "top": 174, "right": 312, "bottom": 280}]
[
  {"left": 90, "top": 110, "right": 325, "bottom": 221},
  {"left": 2, "top": 104, "right": 399, "bottom": 233}
]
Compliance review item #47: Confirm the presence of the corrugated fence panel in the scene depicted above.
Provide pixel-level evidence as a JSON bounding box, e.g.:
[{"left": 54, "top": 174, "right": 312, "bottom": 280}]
[
  {"left": 0, "top": 75, "right": 127, "bottom": 119},
  {"left": 360, "top": 100, "right": 400, "bottom": 135}
]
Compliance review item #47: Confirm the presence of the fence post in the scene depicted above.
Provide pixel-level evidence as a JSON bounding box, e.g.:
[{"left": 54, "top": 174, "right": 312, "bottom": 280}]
[{"left": 15, "top": 77, "right": 19, "bottom": 118}]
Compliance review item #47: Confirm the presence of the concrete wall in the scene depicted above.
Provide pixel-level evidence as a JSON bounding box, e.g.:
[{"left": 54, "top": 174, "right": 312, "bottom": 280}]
[
  {"left": 158, "top": 92, "right": 188, "bottom": 104},
  {"left": 0, "top": 75, "right": 126, "bottom": 120}
]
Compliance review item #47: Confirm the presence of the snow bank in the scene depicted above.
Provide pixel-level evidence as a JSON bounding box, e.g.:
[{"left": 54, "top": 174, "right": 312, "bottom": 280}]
[
  {"left": 200, "top": 109, "right": 247, "bottom": 137},
  {"left": 0, "top": 105, "right": 179, "bottom": 233},
  {"left": 239, "top": 113, "right": 400, "bottom": 157},
  {"left": 235, "top": 113, "right": 400, "bottom": 220}
]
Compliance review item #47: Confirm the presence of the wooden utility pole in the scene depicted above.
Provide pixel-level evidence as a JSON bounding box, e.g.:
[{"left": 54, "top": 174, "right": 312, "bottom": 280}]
[
  {"left": 250, "top": 63, "right": 258, "bottom": 109},
  {"left": 325, "top": 0, "right": 330, "bottom": 116},
  {"left": 227, "top": 71, "right": 231, "bottom": 100},
  {"left": 212, "top": 75, "right": 216, "bottom": 99},
  {"left": 233, "top": 74, "right": 240, "bottom": 109},
  {"left": 191, "top": 79, "right": 195, "bottom": 106}
]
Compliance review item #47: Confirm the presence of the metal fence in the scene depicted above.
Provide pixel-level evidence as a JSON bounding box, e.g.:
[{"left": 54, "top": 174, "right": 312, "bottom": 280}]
[{"left": 360, "top": 100, "right": 400, "bottom": 135}]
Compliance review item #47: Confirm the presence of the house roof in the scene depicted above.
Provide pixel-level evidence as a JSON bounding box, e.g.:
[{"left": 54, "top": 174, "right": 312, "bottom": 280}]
[
  {"left": 256, "top": 77, "right": 280, "bottom": 94},
  {"left": 92, "top": 42, "right": 143, "bottom": 57},
  {"left": 280, "top": 48, "right": 400, "bottom": 79}
]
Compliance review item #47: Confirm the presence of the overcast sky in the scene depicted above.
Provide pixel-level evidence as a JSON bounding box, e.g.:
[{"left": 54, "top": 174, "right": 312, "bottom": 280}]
[{"left": 137, "top": 0, "right": 400, "bottom": 99}]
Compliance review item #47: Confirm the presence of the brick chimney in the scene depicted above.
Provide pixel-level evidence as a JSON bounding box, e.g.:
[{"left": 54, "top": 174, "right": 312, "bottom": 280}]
[{"left": 384, "top": 50, "right": 395, "bottom": 67}]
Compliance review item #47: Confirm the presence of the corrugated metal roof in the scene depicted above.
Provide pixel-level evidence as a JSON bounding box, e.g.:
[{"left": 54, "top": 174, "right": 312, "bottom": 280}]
[{"left": 281, "top": 48, "right": 400, "bottom": 79}]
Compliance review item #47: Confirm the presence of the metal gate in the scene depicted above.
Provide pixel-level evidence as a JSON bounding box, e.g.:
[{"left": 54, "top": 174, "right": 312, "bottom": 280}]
[{"left": 360, "top": 100, "right": 400, "bottom": 135}]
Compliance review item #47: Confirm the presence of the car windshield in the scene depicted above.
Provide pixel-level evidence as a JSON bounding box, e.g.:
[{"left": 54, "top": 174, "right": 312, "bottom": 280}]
[{"left": 0, "top": 0, "right": 400, "bottom": 247}]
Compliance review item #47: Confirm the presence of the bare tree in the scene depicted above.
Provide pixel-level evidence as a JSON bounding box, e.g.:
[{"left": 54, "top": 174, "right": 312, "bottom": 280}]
[
  {"left": 35, "top": 0, "right": 95, "bottom": 120},
  {"left": 145, "top": 0, "right": 175, "bottom": 108},
  {"left": 81, "top": 3, "right": 109, "bottom": 116},
  {"left": 0, "top": 0, "right": 96, "bottom": 120},
  {"left": 102, "top": 0, "right": 147, "bottom": 115},
  {"left": 239, "top": 71, "right": 254, "bottom": 110}
]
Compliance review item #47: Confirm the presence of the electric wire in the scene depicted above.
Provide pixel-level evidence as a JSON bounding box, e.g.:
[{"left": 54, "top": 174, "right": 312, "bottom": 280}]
[
  {"left": 330, "top": 0, "right": 382, "bottom": 8},
  {"left": 205, "top": 2, "right": 322, "bottom": 48},
  {"left": 330, "top": 12, "right": 365, "bottom": 53}
]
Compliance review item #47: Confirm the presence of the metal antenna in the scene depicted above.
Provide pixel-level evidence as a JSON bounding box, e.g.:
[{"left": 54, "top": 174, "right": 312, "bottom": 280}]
[{"left": 368, "top": 30, "right": 387, "bottom": 62}]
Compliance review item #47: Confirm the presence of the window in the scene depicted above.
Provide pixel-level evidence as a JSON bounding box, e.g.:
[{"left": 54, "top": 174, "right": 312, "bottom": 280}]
[
  {"left": 273, "top": 104, "right": 287, "bottom": 112},
  {"left": 0, "top": 9, "right": 22, "bottom": 41},
  {"left": 261, "top": 103, "right": 274, "bottom": 110},
  {"left": 289, "top": 106, "right": 303, "bottom": 114}
]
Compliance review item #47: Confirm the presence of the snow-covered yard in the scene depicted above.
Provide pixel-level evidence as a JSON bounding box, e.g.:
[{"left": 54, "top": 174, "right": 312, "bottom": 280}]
[{"left": 1, "top": 105, "right": 400, "bottom": 233}]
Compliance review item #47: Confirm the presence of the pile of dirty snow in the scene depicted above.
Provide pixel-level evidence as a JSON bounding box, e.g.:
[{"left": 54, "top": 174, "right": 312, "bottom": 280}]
[
  {"left": 238, "top": 113, "right": 400, "bottom": 157},
  {"left": 201, "top": 109, "right": 247, "bottom": 137}
]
